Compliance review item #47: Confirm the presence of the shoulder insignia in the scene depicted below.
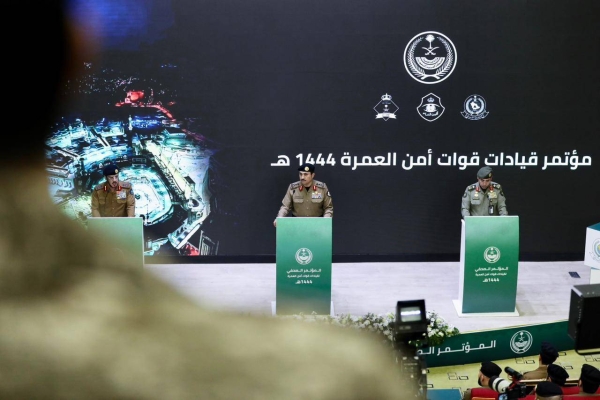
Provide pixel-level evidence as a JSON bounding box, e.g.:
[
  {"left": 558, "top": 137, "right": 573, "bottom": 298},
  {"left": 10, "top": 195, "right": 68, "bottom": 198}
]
[
  {"left": 290, "top": 182, "right": 300, "bottom": 189},
  {"left": 314, "top": 181, "right": 325, "bottom": 188},
  {"left": 467, "top": 184, "right": 476, "bottom": 191},
  {"left": 120, "top": 181, "right": 132, "bottom": 188},
  {"left": 94, "top": 184, "right": 105, "bottom": 191},
  {"left": 492, "top": 183, "right": 501, "bottom": 189}
]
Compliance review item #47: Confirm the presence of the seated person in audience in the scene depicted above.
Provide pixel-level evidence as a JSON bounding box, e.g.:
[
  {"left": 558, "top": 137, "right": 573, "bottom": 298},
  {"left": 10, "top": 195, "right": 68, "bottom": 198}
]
[
  {"left": 522, "top": 342, "right": 559, "bottom": 380},
  {"left": 576, "top": 364, "right": 600, "bottom": 396},
  {"left": 547, "top": 364, "right": 570, "bottom": 387},
  {"left": 535, "top": 381, "right": 564, "bottom": 400},
  {"left": 547, "top": 364, "right": 580, "bottom": 395},
  {"left": 463, "top": 361, "right": 503, "bottom": 400},
  {"left": 0, "top": 1, "right": 413, "bottom": 399}
]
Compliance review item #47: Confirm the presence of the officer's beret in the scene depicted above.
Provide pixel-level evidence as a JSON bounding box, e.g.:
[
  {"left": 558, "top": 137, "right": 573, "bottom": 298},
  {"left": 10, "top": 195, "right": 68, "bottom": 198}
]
[
  {"left": 298, "top": 163, "right": 315, "bottom": 173},
  {"left": 539, "top": 341, "right": 559, "bottom": 364},
  {"left": 535, "top": 381, "right": 563, "bottom": 397},
  {"left": 477, "top": 166, "right": 493, "bottom": 179},
  {"left": 547, "top": 364, "right": 569, "bottom": 386},
  {"left": 103, "top": 164, "right": 119, "bottom": 176},
  {"left": 480, "top": 361, "right": 502, "bottom": 378},
  {"left": 580, "top": 364, "right": 600, "bottom": 393}
]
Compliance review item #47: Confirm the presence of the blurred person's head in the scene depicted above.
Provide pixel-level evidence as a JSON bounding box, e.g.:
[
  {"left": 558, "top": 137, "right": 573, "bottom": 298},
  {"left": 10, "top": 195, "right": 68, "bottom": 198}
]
[{"left": 8, "top": 0, "right": 96, "bottom": 165}]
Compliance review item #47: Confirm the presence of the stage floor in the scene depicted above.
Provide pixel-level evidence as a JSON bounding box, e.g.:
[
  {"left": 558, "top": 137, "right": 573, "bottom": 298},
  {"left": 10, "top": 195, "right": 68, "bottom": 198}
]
[
  {"left": 146, "top": 260, "right": 591, "bottom": 333},
  {"left": 147, "top": 261, "right": 599, "bottom": 396}
]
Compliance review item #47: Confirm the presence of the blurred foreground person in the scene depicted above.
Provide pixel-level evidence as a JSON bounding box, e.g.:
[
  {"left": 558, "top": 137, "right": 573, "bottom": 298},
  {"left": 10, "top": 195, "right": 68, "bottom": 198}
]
[{"left": 0, "top": 2, "right": 408, "bottom": 399}]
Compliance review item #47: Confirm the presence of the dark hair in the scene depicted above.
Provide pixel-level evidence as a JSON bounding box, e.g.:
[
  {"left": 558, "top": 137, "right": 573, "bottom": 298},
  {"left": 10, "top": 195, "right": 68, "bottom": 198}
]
[{"left": 7, "top": 0, "right": 73, "bottom": 161}]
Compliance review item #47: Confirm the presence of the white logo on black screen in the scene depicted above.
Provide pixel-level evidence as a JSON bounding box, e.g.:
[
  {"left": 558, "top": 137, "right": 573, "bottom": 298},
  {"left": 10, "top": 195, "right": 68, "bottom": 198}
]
[
  {"left": 404, "top": 31, "right": 457, "bottom": 84},
  {"left": 461, "top": 95, "right": 489, "bottom": 120}
]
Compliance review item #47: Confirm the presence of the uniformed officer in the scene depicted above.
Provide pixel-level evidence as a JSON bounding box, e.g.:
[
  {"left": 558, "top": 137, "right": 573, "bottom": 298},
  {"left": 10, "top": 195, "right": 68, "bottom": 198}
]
[
  {"left": 91, "top": 164, "right": 136, "bottom": 217},
  {"left": 461, "top": 166, "right": 508, "bottom": 217},
  {"left": 273, "top": 163, "right": 333, "bottom": 227}
]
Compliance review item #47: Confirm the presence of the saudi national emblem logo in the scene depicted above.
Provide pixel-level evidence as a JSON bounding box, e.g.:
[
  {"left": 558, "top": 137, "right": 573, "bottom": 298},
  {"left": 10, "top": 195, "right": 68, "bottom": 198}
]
[
  {"left": 461, "top": 95, "right": 489, "bottom": 120},
  {"left": 510, "top": 330, "right": 533, "bottom": 354},
  {"left": 373, "top": 93, "right": 399, "bottom": 121},
  {"left": 484, "top": 246, "right": 501, "bottom": 263},
  {"left": 417, "top": 93, "right": 445, "bottom": 122},
  {"left": 295, "top": 248, "right": 313, "bottom": 265},
  {"left": 404, "top": 31, "right": 457, "bottom": 84}
]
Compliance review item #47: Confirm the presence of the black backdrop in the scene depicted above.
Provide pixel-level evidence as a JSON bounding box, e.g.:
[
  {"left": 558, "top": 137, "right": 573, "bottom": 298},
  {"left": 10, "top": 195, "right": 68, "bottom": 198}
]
[{"left": 66, "top": 0, "right": 599, "bottom": 261}]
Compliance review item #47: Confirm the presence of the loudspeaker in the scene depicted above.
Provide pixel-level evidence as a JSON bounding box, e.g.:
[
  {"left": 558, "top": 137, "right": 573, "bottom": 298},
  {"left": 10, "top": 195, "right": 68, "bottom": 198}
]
[{"left": 568, "top": 283, "right": 600, "bottom": 355}]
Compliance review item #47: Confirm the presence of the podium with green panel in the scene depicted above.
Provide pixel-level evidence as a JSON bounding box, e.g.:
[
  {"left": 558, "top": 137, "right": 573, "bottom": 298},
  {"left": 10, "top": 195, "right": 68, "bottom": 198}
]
[
  {"left": 87, "top": 217, "right": 144, "bottom": 270},
  {"left": 454, "top": 216, "right": 519, "bottom": 315},
  {"left": 275, "top": 217, "right": 332, "bottom": 315}
]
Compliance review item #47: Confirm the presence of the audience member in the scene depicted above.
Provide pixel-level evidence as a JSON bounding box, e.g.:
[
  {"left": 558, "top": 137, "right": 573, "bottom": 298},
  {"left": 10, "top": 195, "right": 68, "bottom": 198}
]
[
  {"left": 463, "top": 361, "right": 503, "bottom": 400},
  {"left": 548, "top": 364, "right": 570, "bottom": 386},
  {"left": 522, "top": 341, "right": 560, "bottom": 380},
  {"left": 535, "top": 381, "right": 563, "bottom": 399},
  {"left": 0, "top": 1, "right": 412, "bottom": 399},
  {"left": 578, "top": 364, "right": 600, "bottom": 396}
]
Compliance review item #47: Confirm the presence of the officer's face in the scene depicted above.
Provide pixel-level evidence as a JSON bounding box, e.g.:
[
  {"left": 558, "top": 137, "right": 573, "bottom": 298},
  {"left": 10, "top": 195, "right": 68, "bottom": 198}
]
[
  {"left": 478, "top": 177, "right": 492, "bottom": 190},
  {"left": 106, "top": 174, "right": 119, "bottom": 188},
  {"left": 299, "top": 171, "right": 314, "bottom": 187}
]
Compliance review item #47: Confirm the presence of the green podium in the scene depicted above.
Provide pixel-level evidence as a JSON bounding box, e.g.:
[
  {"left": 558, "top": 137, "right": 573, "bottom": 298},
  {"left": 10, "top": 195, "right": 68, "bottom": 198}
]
[
  {"left": 275, "top": 217, "right": 332, "bottom": 315},
  {"left": 88, "top": 217, "right": 144, "bottom": 270},
  {"left": 454, "top": 216, "right": 519, "bottom": 315}
]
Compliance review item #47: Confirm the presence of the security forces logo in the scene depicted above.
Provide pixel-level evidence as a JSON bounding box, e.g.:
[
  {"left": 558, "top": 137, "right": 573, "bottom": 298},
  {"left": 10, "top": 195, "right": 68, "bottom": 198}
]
[
  {"left": 461, "top": 95, "right": 489, "bottom": 120},
  {"left": 510, "top": 330, "right": 533, "bottom": 354},
  {"left": 591, "top": 238, "right": 600, "bottom": 262},
  {"left": 483, "top": 246, "right": 501, "bottom": 263},
  {"left": 295, "top": 248, "right": 313, "bottom": 265},
  {"left": 374, "top": 93, "right": 399, "bottom": 121},
  {"left": 404, "top": 31, "right": 457, "bottom": 84},
  {"left": 417, "top": 93, "right": 445, "bottom": 122}
]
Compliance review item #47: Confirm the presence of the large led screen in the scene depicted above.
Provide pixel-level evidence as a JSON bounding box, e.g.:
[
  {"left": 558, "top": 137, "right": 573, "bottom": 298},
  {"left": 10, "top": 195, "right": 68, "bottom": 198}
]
[{"left": 47, "top": 0, "right": 600, "bottom": 260}]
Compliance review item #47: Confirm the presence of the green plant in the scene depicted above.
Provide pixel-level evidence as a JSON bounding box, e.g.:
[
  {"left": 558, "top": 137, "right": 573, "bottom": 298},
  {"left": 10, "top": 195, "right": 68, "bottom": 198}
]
[{"left": 278, "top": 310, "right": 459, "bottom": 349}]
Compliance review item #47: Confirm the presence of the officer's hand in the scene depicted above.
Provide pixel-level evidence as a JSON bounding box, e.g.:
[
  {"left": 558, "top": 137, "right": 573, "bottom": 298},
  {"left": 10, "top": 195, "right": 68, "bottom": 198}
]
[{"left": 273, "top": 219, "right": 277, "bottom": 228}]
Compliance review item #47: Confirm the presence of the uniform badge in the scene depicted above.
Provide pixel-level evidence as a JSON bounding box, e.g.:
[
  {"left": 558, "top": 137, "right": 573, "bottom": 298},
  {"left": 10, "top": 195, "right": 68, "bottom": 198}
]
[
  {"left": 116, "top": 190, "right": 126, "bottom": 199},
  {"left": 474, "top": 193, "right": 479, "bottom": 199},
  {"left": 488, "top": 192, "right": 497, "bottom": 199}
]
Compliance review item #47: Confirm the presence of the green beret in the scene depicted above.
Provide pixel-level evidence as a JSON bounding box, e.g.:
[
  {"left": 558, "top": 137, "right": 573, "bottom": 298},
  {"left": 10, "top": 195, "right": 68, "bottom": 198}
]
[
  {"left": 477, "top": 166, "right": 493, "bottom": 179},
  {"left": 103, "top": 164, "right": 119, "bottom": 176},
  {"left": 298, "top": 163, "right": 315, "bottom": 173}
]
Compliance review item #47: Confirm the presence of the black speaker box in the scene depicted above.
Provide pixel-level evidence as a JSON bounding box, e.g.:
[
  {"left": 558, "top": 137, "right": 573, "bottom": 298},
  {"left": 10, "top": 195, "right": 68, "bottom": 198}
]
[{"left": 568, "top": 283, "right": 600, "bottom": 355}]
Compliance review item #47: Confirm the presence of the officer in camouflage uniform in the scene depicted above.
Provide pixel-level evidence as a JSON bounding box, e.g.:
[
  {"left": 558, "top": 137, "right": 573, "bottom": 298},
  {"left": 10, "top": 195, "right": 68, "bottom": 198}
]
[
  {"left": 274, "top": 163, "right": 333, "bottom": 227},
  {"left": 91, "top": 164, "right": 136, "bottom": 217},
  {"left": 461, "top": 166, "right": 508, "bottom": 218}
]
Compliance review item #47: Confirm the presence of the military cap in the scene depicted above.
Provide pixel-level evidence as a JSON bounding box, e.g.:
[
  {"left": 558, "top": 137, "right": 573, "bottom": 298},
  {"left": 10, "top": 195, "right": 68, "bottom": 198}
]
[
  {"left": 535, "top": 381, "right": 563, "bottom": 397},
  {"left": 480, "top": 361, "right": 502, "bottom": 378},
  {"left": 477, "top": 166, "right": 493, "bottom": 179},
  {"left": 298, "top": 163, "right": 315, "bottom": 173},
  {"left": 539, "top": 341, "right": 559, "bottom": 364},
  {"left": 547, "top": 364, "right": 569, "bottom": 386},
  {"left": 580, "top": 364, "right": 600, "bottom": 394},
  {"left": 102, "top": 164, "right": 119, "bottom": 176}
]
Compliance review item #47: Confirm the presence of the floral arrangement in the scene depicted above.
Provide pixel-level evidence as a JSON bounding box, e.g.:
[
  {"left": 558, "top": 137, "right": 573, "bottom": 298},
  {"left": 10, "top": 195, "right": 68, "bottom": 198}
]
[{"left": 279, "top": 310, "right": 459, "bottom": 350}]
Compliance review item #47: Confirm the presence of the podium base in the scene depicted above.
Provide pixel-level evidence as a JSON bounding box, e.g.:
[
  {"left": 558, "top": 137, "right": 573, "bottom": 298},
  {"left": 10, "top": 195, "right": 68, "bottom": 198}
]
[
  {"left": 452, "top": 299, "right": 519, "bottom": 317},
  {"left": 271, "top": 301, "right": 335, "bottom": 317}
]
